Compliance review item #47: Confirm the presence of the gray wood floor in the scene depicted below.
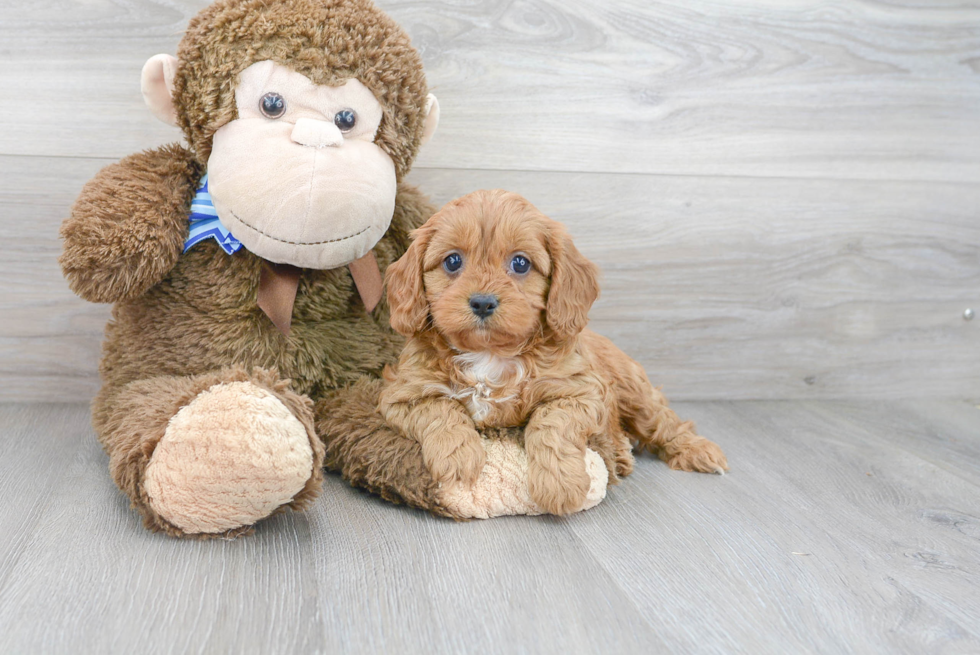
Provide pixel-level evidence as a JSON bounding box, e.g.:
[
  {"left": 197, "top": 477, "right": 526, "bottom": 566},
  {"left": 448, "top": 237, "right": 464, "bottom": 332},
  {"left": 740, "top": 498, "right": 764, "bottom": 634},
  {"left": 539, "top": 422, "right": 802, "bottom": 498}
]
[{"left": 2, "top": 400, "right": 978, "bottom": 654}]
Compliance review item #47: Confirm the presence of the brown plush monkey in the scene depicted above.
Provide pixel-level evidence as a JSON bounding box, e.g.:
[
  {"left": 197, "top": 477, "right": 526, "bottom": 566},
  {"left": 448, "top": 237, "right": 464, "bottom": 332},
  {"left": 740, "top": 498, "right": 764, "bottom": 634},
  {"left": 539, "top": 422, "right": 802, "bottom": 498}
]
[{"left": 60, "top": 0, "right": 608, "bottom": 538}]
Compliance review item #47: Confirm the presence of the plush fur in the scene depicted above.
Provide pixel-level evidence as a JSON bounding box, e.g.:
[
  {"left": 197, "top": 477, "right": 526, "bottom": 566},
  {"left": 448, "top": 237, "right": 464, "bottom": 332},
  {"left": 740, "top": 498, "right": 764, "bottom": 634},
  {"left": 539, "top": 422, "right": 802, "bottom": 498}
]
[
  {"left": 65, "top": 144, "right": 434, "bottom": 536},
  {"left": 60, "top": 145, "right": 201, "bottom": 304},
  {"left": 60, "top": 0, "right": 637, "bottom": 536},
  {"left": 96, "top": 366, "right": 324, "bottom": 539},
  {"left": 173, "top": 0, "right": 428, "bottom": 175},
  {"left": 60, "top": 0, "right": 456, "bottom": 537},
  {"left": 143, "top": 379, "right": 316, "bottom": 535},
  {"left": 380, "top": 190, "right": 729, "bottom": 515}
]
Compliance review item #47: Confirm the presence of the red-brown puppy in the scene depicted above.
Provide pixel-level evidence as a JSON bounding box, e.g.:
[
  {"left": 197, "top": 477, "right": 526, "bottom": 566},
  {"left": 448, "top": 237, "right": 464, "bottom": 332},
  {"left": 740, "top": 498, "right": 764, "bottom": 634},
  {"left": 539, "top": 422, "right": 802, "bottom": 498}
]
[{"left": 379, "top": 189, "right": 728, "bottom": 515}]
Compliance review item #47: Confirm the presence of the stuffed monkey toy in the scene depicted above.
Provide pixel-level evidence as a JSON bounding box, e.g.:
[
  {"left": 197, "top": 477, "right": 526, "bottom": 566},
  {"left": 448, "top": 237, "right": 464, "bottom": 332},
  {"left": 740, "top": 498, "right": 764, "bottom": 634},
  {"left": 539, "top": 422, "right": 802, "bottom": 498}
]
[{"left": 60, "top": 0, "right": 609, "bottom": 538}]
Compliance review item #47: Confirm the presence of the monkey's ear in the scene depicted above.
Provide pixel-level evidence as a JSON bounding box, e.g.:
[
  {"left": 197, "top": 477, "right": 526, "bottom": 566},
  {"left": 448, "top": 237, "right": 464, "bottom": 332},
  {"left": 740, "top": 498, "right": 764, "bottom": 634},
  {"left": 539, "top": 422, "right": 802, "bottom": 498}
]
[
  {"left": 141, "top": 54, "right": 179, "bottom": 126},
  {"left": 420, "top": 94, "right": 440, "bottom": 147},
  {"left": 385, "top": 224, "right": 433, "bottom": 336}
]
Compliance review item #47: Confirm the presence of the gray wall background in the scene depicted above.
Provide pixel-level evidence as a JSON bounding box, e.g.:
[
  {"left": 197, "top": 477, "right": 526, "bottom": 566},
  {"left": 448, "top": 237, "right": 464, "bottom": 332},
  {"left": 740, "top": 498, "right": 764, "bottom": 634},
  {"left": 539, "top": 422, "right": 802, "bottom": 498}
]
[{"left": 1, "top": 0, "right": 978, "bottom": 401}]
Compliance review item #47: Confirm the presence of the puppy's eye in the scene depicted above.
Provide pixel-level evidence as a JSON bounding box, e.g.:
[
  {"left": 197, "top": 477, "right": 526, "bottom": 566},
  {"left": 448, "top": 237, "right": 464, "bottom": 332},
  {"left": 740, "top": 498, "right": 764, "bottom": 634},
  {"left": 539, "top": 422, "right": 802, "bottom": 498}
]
[
  {"left": 510, "top": 255, "right": 531, "bottom": 275},
  {"left": 443, "top": 252, "right": 463, "bottom": 273},
  {"left": 334, "top": 109, "right": 357, "bottom": 132},
  {"left": 260, "top": 92, "right": 286, "bottom": 118}
]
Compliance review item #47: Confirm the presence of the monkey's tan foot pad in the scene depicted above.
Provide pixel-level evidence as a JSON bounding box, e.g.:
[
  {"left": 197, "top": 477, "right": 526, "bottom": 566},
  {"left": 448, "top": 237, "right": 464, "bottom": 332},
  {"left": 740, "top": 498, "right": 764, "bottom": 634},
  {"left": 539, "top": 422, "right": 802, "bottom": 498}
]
[
  {"left": 144, "top": 381, "right": 315, "bottom": 535},
  {"left": 439, "top": 439, "right": 607, "bottom": 519}
]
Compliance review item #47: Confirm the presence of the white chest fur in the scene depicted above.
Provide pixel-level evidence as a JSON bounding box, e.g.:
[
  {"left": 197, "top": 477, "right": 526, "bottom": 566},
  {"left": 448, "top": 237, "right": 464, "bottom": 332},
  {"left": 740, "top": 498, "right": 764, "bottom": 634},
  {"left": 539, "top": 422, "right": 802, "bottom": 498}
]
[{"left": 432, "top": 351, "right": 526, "bottom": 422}]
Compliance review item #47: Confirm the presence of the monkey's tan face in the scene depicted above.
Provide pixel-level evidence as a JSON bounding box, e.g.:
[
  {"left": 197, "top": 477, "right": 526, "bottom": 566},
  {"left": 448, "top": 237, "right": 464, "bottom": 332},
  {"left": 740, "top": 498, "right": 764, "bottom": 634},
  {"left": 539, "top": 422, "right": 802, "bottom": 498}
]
[{"left": 207, "top": 61, "right": 397, "bottom": 269}]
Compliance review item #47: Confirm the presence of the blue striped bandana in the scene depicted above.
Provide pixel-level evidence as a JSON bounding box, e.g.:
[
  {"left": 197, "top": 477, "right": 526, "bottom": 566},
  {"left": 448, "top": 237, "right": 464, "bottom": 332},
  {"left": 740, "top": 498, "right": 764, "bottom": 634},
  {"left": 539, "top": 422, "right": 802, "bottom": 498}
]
[{"left": 184, "top": 173, "right": 243, "bottom": 255}]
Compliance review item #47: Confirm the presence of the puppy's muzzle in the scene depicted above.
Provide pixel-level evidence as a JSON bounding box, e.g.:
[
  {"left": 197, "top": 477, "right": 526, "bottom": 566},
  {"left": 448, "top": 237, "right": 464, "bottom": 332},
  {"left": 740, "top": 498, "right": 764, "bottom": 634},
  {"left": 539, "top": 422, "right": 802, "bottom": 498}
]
[{"left": 469, "top": 294, "right": 499, "bottom": 319}]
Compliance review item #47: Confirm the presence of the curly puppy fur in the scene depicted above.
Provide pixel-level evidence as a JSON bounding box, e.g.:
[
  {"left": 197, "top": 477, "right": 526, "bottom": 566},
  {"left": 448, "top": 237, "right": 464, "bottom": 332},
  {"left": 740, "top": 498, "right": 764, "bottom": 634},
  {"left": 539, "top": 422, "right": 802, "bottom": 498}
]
[{"left": 380, "top": 190, "right": 729, "bottom": 515}]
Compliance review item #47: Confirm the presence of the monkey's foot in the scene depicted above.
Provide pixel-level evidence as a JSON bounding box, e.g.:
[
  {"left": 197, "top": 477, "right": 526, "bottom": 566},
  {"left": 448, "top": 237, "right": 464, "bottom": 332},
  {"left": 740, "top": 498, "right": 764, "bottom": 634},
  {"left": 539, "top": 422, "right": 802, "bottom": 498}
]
[
  {"left": 439, "top": 439, "right": 607, "bottom": 519},
  {"left": 144, "top": 381, "right": 316, "bottom": 535}
]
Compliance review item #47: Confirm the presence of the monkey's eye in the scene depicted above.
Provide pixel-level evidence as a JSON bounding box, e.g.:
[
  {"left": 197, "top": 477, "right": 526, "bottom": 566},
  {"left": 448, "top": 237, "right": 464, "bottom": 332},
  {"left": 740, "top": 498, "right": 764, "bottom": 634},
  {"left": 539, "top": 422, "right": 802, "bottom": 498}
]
[
  {"left": 443, "top": 252, "right": 463, "bottom": 274},
  {"left": 259, "top": 92, "right": 286, "bottom": 119},
  {"left": 334, "top": 109, "right": 357, "bottom": 132},
  {"left": 510, "top": 255, "right": 531, "bottom": 275}
]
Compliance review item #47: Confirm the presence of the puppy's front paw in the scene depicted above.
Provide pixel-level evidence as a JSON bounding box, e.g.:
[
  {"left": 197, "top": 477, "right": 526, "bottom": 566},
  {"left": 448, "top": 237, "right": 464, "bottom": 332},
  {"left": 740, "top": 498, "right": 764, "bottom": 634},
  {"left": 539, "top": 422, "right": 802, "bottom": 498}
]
[
  {"left": 527, "top": 453, "right": 591, "bottom": 516},
  {"left": 665, "top": 437, "right": 729, "bottom": 474},
  {"left": 423, "top": 430, "right": 487, "bottom": 486}
]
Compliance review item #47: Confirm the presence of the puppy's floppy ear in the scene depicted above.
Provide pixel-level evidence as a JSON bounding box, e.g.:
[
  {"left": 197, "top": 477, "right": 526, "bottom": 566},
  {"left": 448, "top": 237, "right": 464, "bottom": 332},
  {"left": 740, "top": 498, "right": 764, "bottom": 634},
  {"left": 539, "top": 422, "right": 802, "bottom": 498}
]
[
  {"left": 385, "top": 223, "right": 434, "bottom": 336},
  {"left": 545, "top": 223, "right": 600, "bottom": 339}
]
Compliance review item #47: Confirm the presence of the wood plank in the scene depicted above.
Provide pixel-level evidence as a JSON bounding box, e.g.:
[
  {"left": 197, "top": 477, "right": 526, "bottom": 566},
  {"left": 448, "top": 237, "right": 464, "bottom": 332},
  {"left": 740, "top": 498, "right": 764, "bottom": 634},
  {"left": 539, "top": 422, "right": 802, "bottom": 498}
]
[
  {"left": 411, "top": 168, "right": 980, "bottom": 401},
  {"left": 813, "top": 399, "right": 980, "bottom": 482},
  {"left": 1, "top": 0, "right": 978, "bottom": 181},
  {"left": 0, "top": 404, "right": 90, "bottom": 587},
  {"left": 0, "top": 404, "right": 330, "bottom": 654},
  {"left": 568, "top": 399, "right": 980, "bottom": 653},
  {"left": 4, "top": 155, "right": 976, "bottom": 401},
  {"left": 0, "top": 402, "right": 664, "bottom": 654},
  {"left": 0, "top": 155, "right": 109, "bottom": 402},
  {"left": 1, "top": 400, "right": 978, "bottom": 653},
  {"left": 304, "top": 478, "right": 666, "bottom": 654}
]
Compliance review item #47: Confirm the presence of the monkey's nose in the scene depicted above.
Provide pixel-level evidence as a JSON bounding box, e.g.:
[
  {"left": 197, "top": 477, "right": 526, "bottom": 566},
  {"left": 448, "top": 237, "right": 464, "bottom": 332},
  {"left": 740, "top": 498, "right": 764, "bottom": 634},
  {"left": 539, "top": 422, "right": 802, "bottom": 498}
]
[
  {"left": 469, "top": 294, "right": 499, "bottom": 319},
  {"left": 291, "top": 118, "right": 344, "bottom": 148}
]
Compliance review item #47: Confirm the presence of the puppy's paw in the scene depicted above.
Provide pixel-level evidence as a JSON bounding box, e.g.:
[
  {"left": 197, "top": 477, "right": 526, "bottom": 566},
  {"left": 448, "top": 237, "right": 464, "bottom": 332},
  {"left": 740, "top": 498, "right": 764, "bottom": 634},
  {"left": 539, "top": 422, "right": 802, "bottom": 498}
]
[
  {"left": 665, "top": 437, "right": 729, "bottom": 474},
  {"left": 423, "top": 430, "right": 487, "bottom": 487},
  {"left": 527, "top": 453, "right": 591, "bottom": 516}
]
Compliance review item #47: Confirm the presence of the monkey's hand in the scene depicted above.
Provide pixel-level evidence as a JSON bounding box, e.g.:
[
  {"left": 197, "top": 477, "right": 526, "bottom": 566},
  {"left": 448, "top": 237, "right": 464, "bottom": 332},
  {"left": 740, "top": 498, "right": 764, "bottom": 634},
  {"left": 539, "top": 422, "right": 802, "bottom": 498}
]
[{"left": 60, "top": 143, "right": 201, "bottom": 303}]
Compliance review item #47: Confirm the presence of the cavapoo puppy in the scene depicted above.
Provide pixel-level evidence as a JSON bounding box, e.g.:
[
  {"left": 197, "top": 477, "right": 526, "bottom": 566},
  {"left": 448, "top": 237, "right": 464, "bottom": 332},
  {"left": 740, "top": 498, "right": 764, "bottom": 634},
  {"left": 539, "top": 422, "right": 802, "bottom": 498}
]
[{"left": 379, "top": 189, "right": 728, "bottom": 515}]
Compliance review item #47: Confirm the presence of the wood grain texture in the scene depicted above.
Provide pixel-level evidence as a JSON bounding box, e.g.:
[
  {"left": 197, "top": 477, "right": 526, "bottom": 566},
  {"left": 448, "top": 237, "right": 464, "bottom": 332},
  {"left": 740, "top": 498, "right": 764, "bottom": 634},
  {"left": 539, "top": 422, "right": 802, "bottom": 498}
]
[
  {"left": 1, "top": 0, "right": 979, "bottom": 181},
  {"left": 1, "top": 0, "right": 978, "bottom": 401},
  {"left": 410, "top": 168, "right": 980, "bottom": 400},
  {"left": 4, "top": 155, "right": 977, "bottom": 401},
  {"left": 1, "top": 400, "right": 978, "bottom": 653},
  {"left": 566, "top": 399, "right": 980, "bottom": 653}
]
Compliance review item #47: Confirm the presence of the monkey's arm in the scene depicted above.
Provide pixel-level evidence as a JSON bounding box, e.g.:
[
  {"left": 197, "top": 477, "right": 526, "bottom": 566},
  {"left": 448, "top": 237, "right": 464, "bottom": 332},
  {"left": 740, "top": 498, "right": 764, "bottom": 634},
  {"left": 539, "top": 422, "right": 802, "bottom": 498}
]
[{"left": 60, "top": 144, "right": 202, "bottom": 303}]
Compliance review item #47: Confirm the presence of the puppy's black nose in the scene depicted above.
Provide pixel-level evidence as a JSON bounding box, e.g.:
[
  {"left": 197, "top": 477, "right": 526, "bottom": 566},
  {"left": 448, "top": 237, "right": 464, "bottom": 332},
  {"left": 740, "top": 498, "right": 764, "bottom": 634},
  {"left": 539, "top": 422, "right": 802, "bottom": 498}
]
[{"left": 469, "top": 294, "right": 499, "bottom": 318}]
